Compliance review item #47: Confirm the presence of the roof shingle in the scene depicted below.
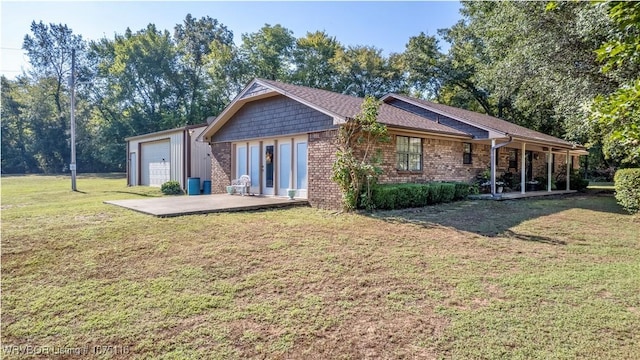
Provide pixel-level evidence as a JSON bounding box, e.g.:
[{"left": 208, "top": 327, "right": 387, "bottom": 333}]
[
  {"left": 387, "top": 93, "right": 578, "bottom": 147},
  {"left": 258, "top": 79, "right": 471, "bottom": 137}
]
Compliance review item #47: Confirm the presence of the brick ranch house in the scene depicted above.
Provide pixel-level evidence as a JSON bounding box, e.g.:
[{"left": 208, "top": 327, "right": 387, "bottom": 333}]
[{"left": 198, "top": 78, "right": 587, "bottom": 209}]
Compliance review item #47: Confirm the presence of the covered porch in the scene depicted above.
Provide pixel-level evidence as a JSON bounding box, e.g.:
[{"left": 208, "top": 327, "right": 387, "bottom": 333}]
[{"left": 476, "top": 136, "right": 588, "bottom": 198}]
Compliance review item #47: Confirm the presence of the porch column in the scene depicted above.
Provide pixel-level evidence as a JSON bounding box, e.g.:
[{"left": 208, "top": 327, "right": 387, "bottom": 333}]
[
  {"left": 490, "top": 139, "right": 496, "bottom": 196},
  {"left": 547, "top": 148, "right": 552, "bottom": 192},
  {"left": 521, "top": 142, "right": 526, "bottom": 194},
  {"left": 566, "top": 149, "right": 570, "bottom": 191}
]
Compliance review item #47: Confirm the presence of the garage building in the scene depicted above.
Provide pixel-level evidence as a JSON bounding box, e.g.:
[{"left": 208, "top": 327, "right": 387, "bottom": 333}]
[{"left": 126, "top": 124, "right": 211, "bottom": 190}]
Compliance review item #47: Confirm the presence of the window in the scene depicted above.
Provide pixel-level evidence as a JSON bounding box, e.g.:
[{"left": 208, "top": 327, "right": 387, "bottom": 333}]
[
  {"left": 396, "top": 136, "right": 422, "bottom": 171},
  {"left": 509, "top": 149, "right": 518, "bottom": 169},
  {"left": 463, "top": 143, "right": 472, "bottom": 164}
]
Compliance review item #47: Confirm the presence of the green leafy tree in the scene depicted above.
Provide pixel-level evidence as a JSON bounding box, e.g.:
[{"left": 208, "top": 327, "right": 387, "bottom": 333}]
[
  {"left": 403, "top": 32, "right": 442, "bottom": 98},
  {"left": 291, "top": 31, "right": 343, "bottom": 90},
  {"left": 20, "top": 22, "right": 90, "bottom": 173},
  {"left": 23, "top": 21, "right": 85, "bottom": 114},
  {"left": 1, "top": 76, "right": 37, "bottom": 173},
  {"left": 174, "top": 14, "right": 235, "bottom": 123},
  {"left": 239, "top": 24, "right": 295, "bottom": 81},
  {"left": 435, "top": 1, "right": 615, "bottom": 140},
  {"left": 332, "top": 96, "right": 389, "bottom": 211},
  {"left": 331, "top": 45, "right": 405, "bottom": 98},
  {"left": 88, "top": 24, "right": 182, "bottom": 169},
  {"left": 589, "top": 2, "right": 640, "bottom": 167}
]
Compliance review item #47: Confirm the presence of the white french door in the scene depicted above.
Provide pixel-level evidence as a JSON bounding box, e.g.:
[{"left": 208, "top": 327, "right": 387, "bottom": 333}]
[
  {"left": 294, "top": 140, "right": 308, "bottom": 198},
  {"left": 278, "top": 142, "right": 292, "bottom": 196},
  {"left": 262, "top": 142, "right": 275, "bottom": 195},
  {"left": 249, "top": 143, "right": 260, "bottom": 194},
  {"left": 234, "top": 138, "right": 307, "bottom": 198}
]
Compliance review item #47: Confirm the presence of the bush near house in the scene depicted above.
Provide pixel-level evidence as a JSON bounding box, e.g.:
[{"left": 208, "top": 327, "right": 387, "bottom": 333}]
[
  {"left": 614, "top": 168, "right": 640, "bottom": 214},
  {"left": 161, "top": 180, "right": 183, "bottom": 195},
  {"left": 556, "top": 168, "right": 590, "bottom": 191},
  {"left": 370, "top": 182, "right": 470, "bottom": 210}
]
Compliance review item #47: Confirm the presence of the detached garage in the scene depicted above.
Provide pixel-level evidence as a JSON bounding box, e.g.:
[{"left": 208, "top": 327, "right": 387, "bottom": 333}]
[{"left": 126, "top": 124, "right": 211, "bottom": 190}]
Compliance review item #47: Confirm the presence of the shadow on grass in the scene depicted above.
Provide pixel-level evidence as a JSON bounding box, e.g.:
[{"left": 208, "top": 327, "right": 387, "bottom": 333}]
[{"left": 368, "top": 193, "right": 627, "bottom": 242}]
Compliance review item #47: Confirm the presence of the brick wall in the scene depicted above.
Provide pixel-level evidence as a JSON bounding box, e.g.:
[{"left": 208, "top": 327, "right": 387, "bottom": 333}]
[
  {"left": 378, "top": 135, "right": 493, "bottom": 184},
  {"left": 308, "top": 130, "right": 342, "bottom": 209},
  {"left": 210, "top": 142, "right": 232, "bottom": 194}
]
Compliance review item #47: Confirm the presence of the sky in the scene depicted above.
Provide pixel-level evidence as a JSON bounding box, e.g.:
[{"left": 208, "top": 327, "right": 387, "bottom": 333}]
[{"left": 0, "top": 1, "right": 462, "bottom": 79}]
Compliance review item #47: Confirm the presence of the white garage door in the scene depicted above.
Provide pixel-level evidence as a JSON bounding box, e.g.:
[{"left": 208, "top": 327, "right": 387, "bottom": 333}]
[{"left": 141, "top": 140, "right": 170, "bottom": 186}]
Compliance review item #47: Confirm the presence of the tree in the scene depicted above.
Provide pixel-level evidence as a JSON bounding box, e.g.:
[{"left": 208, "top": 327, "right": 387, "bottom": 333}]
[
  {"left": 20, "top": 22, "right": 88, "bottom": 173},
  {"left": 432, "top": 1, "right": 616, "bottom": 141},
  {"left": 87, "top": 24, "right": 182, "bottom": 169},
  {"left": 589, "top": 2, "right": 640, "bottom": 167},
  {"left": 331, "top": 45, "right": 405, "bottom": 98},
  {"left": 174, "top": 14, "right": 235, "bottom": 123},
  {"left": 239, "top": 24, "right": 295, "bottom": 81},
  {"left": 402, "top": 32, "right": 442, "bottom": 98},
  {"left": 1, "top": 76, "right": 37, "bottom": 173},
  {"left": 23, "top": 21, "right": 85, "bottom": 113},
  {"left": 291, "top": 31, "right": 342, "bottom": 90},
  {"left": 332, "top": 96, "right": 389, "bottom": 210}
]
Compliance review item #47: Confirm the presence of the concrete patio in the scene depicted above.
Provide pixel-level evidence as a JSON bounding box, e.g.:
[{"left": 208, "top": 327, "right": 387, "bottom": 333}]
[{"left": 105, "top": 194, "right": 309, "bottom": 217}]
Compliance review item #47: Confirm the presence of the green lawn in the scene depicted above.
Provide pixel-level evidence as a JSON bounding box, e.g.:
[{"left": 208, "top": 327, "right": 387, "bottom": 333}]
[{"left": 2, "top": 175, "right": 639, "bottom": 359}]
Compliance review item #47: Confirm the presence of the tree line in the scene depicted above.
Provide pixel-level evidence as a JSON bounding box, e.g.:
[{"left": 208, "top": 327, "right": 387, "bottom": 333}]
[{"left": 2, "top": 2, "right": 638, "bottom": 175}]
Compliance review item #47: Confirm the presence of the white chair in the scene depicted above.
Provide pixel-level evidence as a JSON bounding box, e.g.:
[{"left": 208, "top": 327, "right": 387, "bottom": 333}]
[{"left": 231, "top": 175, "right": 251, "bottom": 196}]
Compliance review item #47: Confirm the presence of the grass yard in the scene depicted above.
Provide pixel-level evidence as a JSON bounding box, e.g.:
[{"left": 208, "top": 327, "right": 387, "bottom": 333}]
[{"left": 2, "top": 175, "right": 639, "bottom": 359}]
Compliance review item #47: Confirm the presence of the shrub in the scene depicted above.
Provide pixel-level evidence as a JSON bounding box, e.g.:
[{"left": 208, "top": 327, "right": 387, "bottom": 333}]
[
  {"left": 614, "top": 168, "right": 640, "bottom": 214},
  {"left": 451, "top": 182, "right": 471, "bottom": 200},
  {"left": 556, "top": 166, "right": 589, "bottom": 191},
  {"left": 428, "top": 183, "right": 443, "bottom": 204},
  {"left": 161, "top": 180, "right": 183, "bottom": 195},
  {"left": 370, "top": 182, "right": 470, "bottom": 210},
  {"left": 440, "top": 183, "right": 456, "bottom": 203}
]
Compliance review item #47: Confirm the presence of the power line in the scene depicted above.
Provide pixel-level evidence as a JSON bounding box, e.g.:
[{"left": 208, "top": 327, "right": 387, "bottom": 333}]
[{"left": 0, "top": 47, "right": 24, "bottom": 51}]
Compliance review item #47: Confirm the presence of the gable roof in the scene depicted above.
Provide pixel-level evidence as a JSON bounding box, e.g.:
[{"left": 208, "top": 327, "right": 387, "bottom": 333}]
[
  {"left": 383, "top": 93, "right": 583, "bottom": 149},
  {"left": 199, "top": 79, "right": 471, "bottom": 141}
]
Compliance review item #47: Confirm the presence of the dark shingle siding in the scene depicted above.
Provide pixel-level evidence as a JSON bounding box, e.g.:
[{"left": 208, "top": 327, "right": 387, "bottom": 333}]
[
  {"left": 212, "top": 95, "right": 335, "bottom": 142},
  {"left": 387, "top": 99, "right": 489, "bottom": 139}
]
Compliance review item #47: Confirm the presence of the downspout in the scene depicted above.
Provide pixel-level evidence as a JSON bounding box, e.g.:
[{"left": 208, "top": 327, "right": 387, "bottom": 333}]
[{"left": 491, "top": 136, "right": 513, "bottom": 197}]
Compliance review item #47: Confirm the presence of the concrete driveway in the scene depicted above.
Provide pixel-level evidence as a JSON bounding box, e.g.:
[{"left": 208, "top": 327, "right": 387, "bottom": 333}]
[{"left": 105, "top": 194, "right": 308, "bottom": 217}]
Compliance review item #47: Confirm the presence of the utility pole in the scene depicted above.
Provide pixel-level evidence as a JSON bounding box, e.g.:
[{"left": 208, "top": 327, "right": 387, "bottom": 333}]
[{"left": 70, "top": 48, "right": 77, "bottom": 191}]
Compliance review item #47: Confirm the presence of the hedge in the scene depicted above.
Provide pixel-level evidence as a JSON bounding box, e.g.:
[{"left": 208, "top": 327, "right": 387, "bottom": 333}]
[
  {"left": 614, "top": 168, "right": 640, "bottom": 214},
  {"left": 370, "top": 182, "right": 470, "bottom": 210}
]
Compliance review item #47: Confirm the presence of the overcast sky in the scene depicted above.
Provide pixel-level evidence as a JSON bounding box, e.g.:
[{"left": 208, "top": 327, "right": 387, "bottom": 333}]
[{"left": 1, "top": 1, "right": 462, "bottom": 79}]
